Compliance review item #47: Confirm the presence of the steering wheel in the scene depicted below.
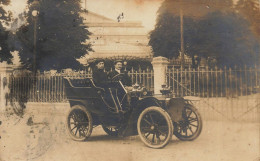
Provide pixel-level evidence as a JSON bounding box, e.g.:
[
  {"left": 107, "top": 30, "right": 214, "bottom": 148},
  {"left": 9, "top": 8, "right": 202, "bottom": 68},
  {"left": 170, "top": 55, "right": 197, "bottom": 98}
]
[{"left": 111, "top": 73, "right": 125, "bottom": 82}]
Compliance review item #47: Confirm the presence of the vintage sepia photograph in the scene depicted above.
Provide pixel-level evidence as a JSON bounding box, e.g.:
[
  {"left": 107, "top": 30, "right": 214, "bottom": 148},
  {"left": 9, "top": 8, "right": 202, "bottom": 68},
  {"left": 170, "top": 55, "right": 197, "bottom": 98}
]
[{"left": 0, "top": 0, "right": 259, "bottom": 160}]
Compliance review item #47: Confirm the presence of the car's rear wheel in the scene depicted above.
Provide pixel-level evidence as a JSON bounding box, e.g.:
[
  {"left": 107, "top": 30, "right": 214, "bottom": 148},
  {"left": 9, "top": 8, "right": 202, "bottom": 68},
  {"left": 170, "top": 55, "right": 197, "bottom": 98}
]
[
  {"left": 66, "top": 105, "right": 93, "bottom": 141},
  {"left": 137, "top": 106, "right": 173, "bottom": 149},
  {"left": 102, "top": 125, "right": 119, "bottom": 136},
  {"left": 174, "top": 104, "right": 202, "bottom": 141}
]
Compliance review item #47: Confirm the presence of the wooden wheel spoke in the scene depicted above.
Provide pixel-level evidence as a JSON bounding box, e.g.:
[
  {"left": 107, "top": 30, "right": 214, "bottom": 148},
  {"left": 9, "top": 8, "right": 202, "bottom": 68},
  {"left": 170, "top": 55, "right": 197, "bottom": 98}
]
[
  {"left": 188, "top": 117, "right": 198, "bottom": 123},
  {"left": 141, "top": 126, "right": 152, "bottom": 133},
  {"left": 186, "top": 109, "right": 192, "bottom": 118},
  {"left": 78, "top": 121, "right": 89, "bottom": 124},
  {"left": 157, "top": 128, "right": 168, "bottom": 136},
  {"left": 78, "top": 129, "right": 82, "bottom": 137},
  {"left": 79, "top": 128, "right": 86, "bottom": 137},
  {"left": 189, "top": 123, "right": 198, "bottom": 127},
  {"left": 156, "top": 133, "right": 162, "bottom": 142},
  {"left": 71, "top": 125, "right": 77, "bottom": 131},
  {"left": 143, "top": 118, "right": 152, "bottom": 126},
  {"left": 75, "top": 128, "right": 79, "bottom": 136},
  {"left": 185, "top": 127, "right": 188, "bottom": 136},
  {"left": 152, "top": 133, "right": 155, "bottom": 143},
  {"left": 145, "top": 132, "right": 151, "bottom": 138},
  {"left": 148, "top": 113, "right": 154, "bottom": 124},
  {"left": 188, "top": 125, "right": 194, "bottom": 134}
]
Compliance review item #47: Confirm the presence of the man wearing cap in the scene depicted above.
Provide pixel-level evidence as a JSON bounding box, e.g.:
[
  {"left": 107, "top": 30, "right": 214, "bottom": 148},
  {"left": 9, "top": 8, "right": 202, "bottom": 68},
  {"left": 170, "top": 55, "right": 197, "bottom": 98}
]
[
  {"left": 108, "top": 60, "right": 133, "bottom": 136},
  {"left": 108, "top": 60, "right": 131, "bottom": 86},
  {"left": 92, "top": 59, "right": 108, "bottom": 85}
]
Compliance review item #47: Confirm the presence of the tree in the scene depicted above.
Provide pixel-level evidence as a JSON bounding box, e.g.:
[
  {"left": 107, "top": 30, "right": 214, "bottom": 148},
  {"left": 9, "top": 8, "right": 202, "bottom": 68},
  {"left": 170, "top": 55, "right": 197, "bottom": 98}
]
[
  {"left": 15, "top": 0, "right": 91, "bottom": 71},
  {"left": 149, "top": 0, "right": 259, "bottom": 67},
  {"left": 10, "top": 12, "right": 25, "bottom": 31},
  {"left": 192, "top": 11, "right": 259, "bottom": 67},
  {"left": 236, "top": 0, "right": 260, "bottom": 38},
  {"left": 149, "top": 12, "right": 197, "bottom": 59},
  {"left": 157, "top": 0, "right": 233, "bottom": 18},
  {"left": 149, "top": 0, "right": 234, "bottom": 59},
  {"left": 0, "top": 0, "right": 12, "bottom": 63}
]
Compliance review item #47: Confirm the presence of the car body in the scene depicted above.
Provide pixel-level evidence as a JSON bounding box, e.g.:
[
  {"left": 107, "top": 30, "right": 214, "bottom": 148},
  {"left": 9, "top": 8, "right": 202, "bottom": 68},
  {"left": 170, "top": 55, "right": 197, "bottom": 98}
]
[{"left": 64, "top": 78, "right": 202, "bottom": 148}]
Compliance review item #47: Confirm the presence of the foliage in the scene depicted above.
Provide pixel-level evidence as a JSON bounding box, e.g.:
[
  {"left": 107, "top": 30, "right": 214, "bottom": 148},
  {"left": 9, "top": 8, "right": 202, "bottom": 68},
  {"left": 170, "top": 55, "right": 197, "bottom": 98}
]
[
  {"left": 157, "top": 0, "right": 233, "bottom": 18},
  {"left": 236, "top": 0, "right": 260, "bottom": 38},
  {"left": 149, "top": 0, "right": 259, "bottom": 68},
  {"left": 14, "top": 0, "right": 92, "bottom": 71},
  {"left": 149, "top": 12, "right": 197, "bottom": 59},
  {"left": 192, "top": 12, "right": 259, "bottom": 67},
  {"left": 0, "top": 0, "right": 12, "bottom": 63}
]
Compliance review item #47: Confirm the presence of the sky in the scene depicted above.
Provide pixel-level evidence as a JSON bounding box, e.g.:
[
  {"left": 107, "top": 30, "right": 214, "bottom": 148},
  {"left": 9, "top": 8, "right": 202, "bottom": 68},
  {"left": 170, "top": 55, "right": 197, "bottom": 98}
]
[{"left": 5, "top": 0, "right": 163, "bottom": 31}]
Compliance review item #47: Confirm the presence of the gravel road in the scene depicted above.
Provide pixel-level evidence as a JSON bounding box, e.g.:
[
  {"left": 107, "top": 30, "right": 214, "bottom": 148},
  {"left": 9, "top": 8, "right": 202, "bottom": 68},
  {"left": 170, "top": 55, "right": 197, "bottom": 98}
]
[{"left": 0, "top": 105, "right": 259, "bottom": 161}]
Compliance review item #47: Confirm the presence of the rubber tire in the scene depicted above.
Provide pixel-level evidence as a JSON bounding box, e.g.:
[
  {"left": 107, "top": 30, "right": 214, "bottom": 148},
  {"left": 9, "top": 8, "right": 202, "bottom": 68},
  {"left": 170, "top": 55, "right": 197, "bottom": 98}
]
[
  {"left": 137, "top": 106, "right": 173, "bottom": 149},
  {"left": 102, "top": 125, "right": 119, "bottom": 136},
  {"left": 66, "top": 105, "right": 93, "bottom": 141},
  {"left": 174, "top": 104, "right": 202, "bottom": 141}
]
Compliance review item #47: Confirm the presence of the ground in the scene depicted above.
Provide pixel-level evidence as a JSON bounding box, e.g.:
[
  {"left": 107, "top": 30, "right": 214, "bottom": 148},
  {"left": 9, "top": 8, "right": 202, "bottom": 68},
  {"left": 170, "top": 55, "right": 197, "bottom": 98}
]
[{"left": 0, "top": 104, "right": 259, "bottom": 161}]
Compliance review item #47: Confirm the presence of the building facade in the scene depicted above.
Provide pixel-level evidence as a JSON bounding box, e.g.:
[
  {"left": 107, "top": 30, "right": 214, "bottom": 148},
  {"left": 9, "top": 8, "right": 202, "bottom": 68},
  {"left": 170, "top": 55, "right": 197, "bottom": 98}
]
[{"left": 79, "top": 11, "right": 153, "bottom": 65}]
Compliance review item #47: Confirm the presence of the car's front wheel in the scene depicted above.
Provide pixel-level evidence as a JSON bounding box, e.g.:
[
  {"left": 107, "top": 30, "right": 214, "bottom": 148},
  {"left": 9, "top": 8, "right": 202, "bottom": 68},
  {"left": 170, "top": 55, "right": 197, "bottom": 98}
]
[
  {"left": 66, "top": 105, "right": 93, "bottom": 141},
  {"left": 137, "top": 106, "right": 173, "bottom": 149}
]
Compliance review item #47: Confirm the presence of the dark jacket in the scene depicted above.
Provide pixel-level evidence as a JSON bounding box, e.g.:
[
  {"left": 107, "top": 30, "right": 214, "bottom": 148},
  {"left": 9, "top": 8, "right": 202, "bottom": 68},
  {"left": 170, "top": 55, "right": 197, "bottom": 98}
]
[
  {"left": 92, "top": 69, "right": 108, "bottom": 85},
  {"left": 108, "top": 69, "right": 131, "bottom": 86}
]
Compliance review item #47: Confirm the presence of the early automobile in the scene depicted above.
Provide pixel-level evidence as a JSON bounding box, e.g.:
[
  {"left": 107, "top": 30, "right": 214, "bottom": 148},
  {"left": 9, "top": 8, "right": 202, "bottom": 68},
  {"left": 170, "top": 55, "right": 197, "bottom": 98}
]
[{"left": 64, "top": 77, "right": 202, "bottom": 148}]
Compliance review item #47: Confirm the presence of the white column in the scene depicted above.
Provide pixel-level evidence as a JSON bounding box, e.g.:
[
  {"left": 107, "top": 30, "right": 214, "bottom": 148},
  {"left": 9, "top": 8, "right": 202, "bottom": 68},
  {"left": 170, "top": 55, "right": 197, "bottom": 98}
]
[
  {"left": 0, "top": 62, "right": 13, "bottom": 112},
  {"left": 151, "top": 57, "right": 169, "bottom": 95}
]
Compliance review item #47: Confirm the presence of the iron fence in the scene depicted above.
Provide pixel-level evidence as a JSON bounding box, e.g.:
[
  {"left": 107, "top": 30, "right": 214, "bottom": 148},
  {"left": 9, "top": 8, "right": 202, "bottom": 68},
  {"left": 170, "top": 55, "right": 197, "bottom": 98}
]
[
  {"left": 9, "top": 68, "right": 154, "bottom": 103},
  {"left": 166, "top": 66, "right": 260, "bottom": 97}
]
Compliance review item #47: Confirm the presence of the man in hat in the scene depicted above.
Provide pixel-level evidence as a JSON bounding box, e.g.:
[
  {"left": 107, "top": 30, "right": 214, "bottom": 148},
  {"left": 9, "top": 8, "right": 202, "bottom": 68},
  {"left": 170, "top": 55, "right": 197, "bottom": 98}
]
[
  {"left": 108, "top": 60, "right": 131, "bottom": 86},
  {"left": 108, "top": 60, "right": 133, "bottom": 136},
  {"left": 92, "top": 59, "right": 108, "bottom": 85}
]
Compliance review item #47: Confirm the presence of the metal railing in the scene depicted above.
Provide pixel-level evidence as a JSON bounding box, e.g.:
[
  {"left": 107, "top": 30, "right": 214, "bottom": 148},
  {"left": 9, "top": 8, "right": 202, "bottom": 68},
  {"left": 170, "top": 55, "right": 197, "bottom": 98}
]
[
  {"left": 166, "top": 66, "right": 260, "bottom": 97},
  {"left": 9, "top": 68, "right": 154, "bottom": 103}
]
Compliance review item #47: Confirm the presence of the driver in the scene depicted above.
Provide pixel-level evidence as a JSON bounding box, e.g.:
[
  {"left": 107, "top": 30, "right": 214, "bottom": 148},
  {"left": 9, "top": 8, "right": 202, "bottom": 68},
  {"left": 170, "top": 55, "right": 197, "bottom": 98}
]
[
  {"left": 108, "top": 60, "right": 132, "bottom": 110},
  {"left": 108, "top": 60, "right": 131, "bottom": 86}
]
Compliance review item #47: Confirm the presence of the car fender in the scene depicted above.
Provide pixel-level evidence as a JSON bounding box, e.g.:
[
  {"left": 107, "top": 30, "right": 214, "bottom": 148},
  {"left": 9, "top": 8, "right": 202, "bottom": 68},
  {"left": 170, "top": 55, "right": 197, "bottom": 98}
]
[
  {"left": 167, "top": 97, "right": 185, "bottom": 122},
  {"left": 136, "top": 97, "right": 161, "bottom": 110},
  {"left": 130, "top": 97, "right": 162, "bottom": 123},
  {"left": 68, "top": 99, "right": 102, "bottom": 113}
]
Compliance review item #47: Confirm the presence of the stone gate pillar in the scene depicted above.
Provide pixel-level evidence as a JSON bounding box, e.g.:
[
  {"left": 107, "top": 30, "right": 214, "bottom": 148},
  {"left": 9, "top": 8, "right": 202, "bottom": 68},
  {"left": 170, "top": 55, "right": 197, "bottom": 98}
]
[
  {"left": 0, "top": 62, "right": 13, "bottom": 112},
  {"left": 151, "top": 56, "right": 169, "bottom": 95}
]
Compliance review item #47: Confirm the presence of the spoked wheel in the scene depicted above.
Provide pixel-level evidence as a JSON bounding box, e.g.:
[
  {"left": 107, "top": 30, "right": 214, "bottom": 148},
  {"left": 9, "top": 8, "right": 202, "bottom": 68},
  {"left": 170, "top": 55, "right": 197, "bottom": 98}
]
[
  {"left": 137, "top": 106, "right": 173, "bottom": 149},
  {"left": 66, "top": 105, "right": 93, "bottom": 141},
  {"left": 174, "top": 104, "right": 202, "bottom": 141},
  {"left": 102, "top": 125, "right": 119, "bottom": 136}
]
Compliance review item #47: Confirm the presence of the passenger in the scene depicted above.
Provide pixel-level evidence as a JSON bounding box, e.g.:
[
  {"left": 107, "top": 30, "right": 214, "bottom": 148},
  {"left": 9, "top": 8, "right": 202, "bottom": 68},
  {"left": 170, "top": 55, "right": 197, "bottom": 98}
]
[
  {"left": 92, "top": 59, "right": 108, "bottom": 85},
  {"left": 108, "top": 60, "right": 131, "bottom": 86}
]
